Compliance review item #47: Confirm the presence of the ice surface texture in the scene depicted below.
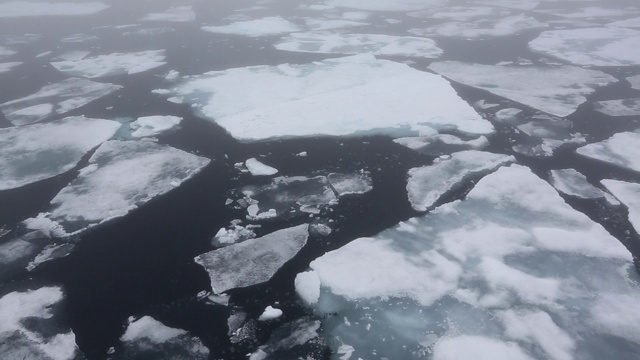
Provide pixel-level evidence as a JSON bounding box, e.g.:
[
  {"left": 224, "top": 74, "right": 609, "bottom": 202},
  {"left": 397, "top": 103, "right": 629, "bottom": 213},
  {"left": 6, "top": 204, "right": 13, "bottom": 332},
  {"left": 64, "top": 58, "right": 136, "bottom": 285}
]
[
  {"left": 550, "top": 169, "right": 605, "bottom": 199},
  {"left": 0, "top": 1, "right": 108, "bottom": 17},
  {"left": 51, "top": 50, "right": 167, "bottom": 78},
  {"left": 601, "top": 180, "right": 640, "bottom": 234},
  {"left": 593, "top": 98, "right": 640, "bottom": 117},
  {"left": 577, "top": 132, "right": 640, "bottom": 173}
]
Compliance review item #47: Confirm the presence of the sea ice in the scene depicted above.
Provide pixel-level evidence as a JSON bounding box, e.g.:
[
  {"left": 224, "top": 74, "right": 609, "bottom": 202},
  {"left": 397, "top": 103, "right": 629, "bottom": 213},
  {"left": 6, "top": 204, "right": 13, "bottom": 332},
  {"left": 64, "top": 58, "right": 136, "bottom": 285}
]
[
  {"left": 202, "top": 17, "right": 301, "bottom": 37},
  {"left": 529, "top": 27, "right": 640, "bottom": 67},
  {"left": 275, "top": 33, "right": 443, "bottom": 57},
  {"left": 406, "top": 150, "right": 514, "bottom": 211},
  {"left": 0, "top": 77, "right": 122, "bottom": 126},
  {"left": 577, "top": 131, "right": 640, "bottom": 173},
  {"left": 550, "top": 169, "right": 605, "bottom": 199},
  {"left": 471, "top": 0, "right": 540, "bottom": 10},
  {"left": 0, "top": 61, "right": 21, "bottom": 74},
  {"left": 258, "top": 306, "right": 283, "bottom": 321},
  {"left": 295, "top": 270, "right": 321, "bottom": 305},
  {"left": 130, "top": 115, "right": 182, "bottom": 138},
  {"left": 393, "top": 134, "right": 489, "bottom": 156},
  {"left": 593, "top": 98, "right": 640, "bottom": 117},
  {"left": 254, "top": 318, "right": 324, "bottom": 359},
  {"left": 608, "top": 16, "right": 640, "bottom": 29},
  {"left": 195, "top": 224, "right": 309, "bottom": 293},
  {"left": 302, "top": 18, "right": 367, "bottom": 31},
  {"left": 324, "top": 0, "right": 449, "bottom": 11},
  {"left": 245, "top": 158, "right": 279, "bottom": 176},
  {"left": 428, "top": 61, "right": 616, "bottom": 117},
  {"left": 628, "top": 75, "right": 640, "bottom": 90},
  {"left": 601, "top": 179, "right": 640, "bottom": 234},
  {"left": 0, "top": 1, "right": 108, "bottom": 17},
  {"left": 140, "top": 6, "right": 195, "bottom": 22},
  {"left": 327, "top": 171, "right": 372, "bottom": 196},
  {"left": 51, "top": 50, "right": 167, "bottom": 78},
  {"left": 0, "top": 46, "right": 16, "bottom": 57},
  {"left": 535, "top": 6, "right": 635, "bottom": 20},
  {"left": 409, "top": 14, "right": 547, "bottom": 39},
  {"left": 0, "top": 117, "right": 120, "bottom": 191},
  {"left": 408, "top": 6, "right": 512, "bottom": 22},
  {"left": 168, "top": 55, "right": 493, "bottom": 141}
]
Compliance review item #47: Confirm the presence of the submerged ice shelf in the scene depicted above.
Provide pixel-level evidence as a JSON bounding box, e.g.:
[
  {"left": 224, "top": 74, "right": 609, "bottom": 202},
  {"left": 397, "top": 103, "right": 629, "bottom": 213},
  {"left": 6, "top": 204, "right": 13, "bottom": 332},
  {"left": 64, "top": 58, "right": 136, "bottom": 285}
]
[{"left": 51, "top": 50, "right": 167, "bottom": 78}]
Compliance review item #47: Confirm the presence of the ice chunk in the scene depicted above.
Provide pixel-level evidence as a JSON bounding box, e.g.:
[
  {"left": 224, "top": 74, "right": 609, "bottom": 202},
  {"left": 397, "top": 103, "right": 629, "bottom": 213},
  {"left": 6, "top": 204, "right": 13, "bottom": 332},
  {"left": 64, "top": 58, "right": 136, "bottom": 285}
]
[
  {"left": 257, "top": 318, "right": 323, "bottom": 358},
  {"left": 577, "top": 132, "right": 640, "bottom": 173},
  {"left": 0, "top": 61, "right": 21, "bottom": 74},
  {"left": 0, "top": 117, "right": 120, "bottom": 191},
  {"left": 327, "top": 171, "right": 372, "bottom": 196},
  {"left": 202, "top": 17, "right": 301, "bottom": 37},
  {"left": 0, "top": 1, "right": 108, "bottom": 17},
  {"left": 529, "top": 27, "right": 640, "bottom": 67},
  {"left": 140, "top": 6, "right": 195, "bottom": 22},
  {"left": 407, "top": 150, "right": 515, "bottom": 211},
  {"left": 51, "top": 50, "right": 166, "bottom": 78},
  {"left": 168, "top": 55, "right": 493, "bottom": 141},
  {"left": 601, "top": 179, "right": 640, "bottom": 234},
  {"left": 195, "top": 224, "right": 309, "bottom": 293},
  {"left": 245, "top": 158, "right": 278, "bottom": 176},
  {"left": 394, "top": 134, "right": 489, "bottom": 156},
  {"left": 428, "top": 61, "right": 616, "bottom": 117},
  {"left": 593, "top": 98, "right": 640, "bottom": 117},
  {"left": 295, "top": 270, "right": 321, "bottom": 305},
  {"left": 0, "top": 77, "right": 122, "bottom": 126},
  {"left": 325, "top": 0, "right": 448, "bottom": 11},
  {"left": 130, "top": 115, "right": 182, "bottom": 138},
  {"left": 212, "top": 221, "right": 259, "bottom": 247},
  {"left": 258, "top": 306, "right": 283, "bottom": 321},
  {"left": 275, "top": 33, "right": 443, "bottom": 57},
  {"left": 433, "top": 336, "right": 533, "bottom": 360},
  {"left": 550, "top": 169, "right": 605, "bottom": 199},
  {"left": 409, "top": 14, "right": 547, "bottom": 39},
  {"left": 628, "top": 75, "right": 640, "bottom": 90}
]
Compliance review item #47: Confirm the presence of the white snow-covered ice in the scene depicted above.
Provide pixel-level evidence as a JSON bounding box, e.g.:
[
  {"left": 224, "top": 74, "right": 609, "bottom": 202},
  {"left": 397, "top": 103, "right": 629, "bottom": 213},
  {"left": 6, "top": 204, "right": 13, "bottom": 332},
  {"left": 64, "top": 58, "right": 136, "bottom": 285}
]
[
  {"left": 601, "top": 179, "right": 640, "bottom": 234},
  {"left": 550, "top": 168, "right": 605, "bottom": 199},
  {"left": 327, "top": 171, "right": 372, "bottom": 196},
  {"left": 51, "top": 50, "right": 166, "bottom": 78},
  {"left": 245, "top": 158, "right": 279, "bottom": 176},
  {"left": 202, "top": 17, "right": 301, "bottom": 37},
  {"left": 295, "top": 270, "right": 321, "bottom": 305},
  {"left": 0, "top": 1, "right": 108, "bottom": 17},
  {"left": 593, "top": 98, "right": 640, "bottom": 117},
  {"left": 258, "top": 306, "right": 283, "bottom": 321},
  {"left": 130, "top": 115, "right": 182, "bottom": 138},
  {"left": 577, "top": 132, "right": 640, "bottom": 173},
  {"left": 394, "top": 134, "right": 489, "bottom": 156}
]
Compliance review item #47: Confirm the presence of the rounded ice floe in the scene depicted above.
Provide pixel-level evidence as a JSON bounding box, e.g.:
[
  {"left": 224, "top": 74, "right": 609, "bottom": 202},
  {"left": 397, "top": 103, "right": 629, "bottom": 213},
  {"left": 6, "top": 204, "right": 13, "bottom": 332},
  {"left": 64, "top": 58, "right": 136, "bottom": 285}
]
[
  {"left": 202, "top": 17, "right": 301, "bottom": 37},
  {"left": 576, "top": 131, "right": 640, "bottom": 174},
  {"left": 628, "top": 75, "right": 640, "bottom": 90},
  {"left": 0, "top": 1, "right": 109, "bottom": 17},
  {"left": 295, "top": 270, "right": 321, "bottom": 305},
  {"left": 245, "top": 158, "right": 279, "bottom": 176},
  {"left": 258, "top": 306, "right": 283, "bottom": 321},
  {"left": 51, "top": 50, "right": 167, "bottom": 78},
  {"left": 130, "top": 115, "right": 182, "bottom": 138}
]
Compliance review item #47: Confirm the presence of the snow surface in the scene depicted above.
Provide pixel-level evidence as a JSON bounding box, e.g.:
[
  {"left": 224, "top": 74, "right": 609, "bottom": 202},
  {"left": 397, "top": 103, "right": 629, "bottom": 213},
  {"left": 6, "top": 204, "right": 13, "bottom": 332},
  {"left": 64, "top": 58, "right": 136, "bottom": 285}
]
[
  {"left": 51, "top": 50, "right": 166, "bottom": 78},
  {"left": 550, "top": 169, "right": 605, "bottom": 199},
  {"left": 327, "top": 172, "right": 372, "bottom": 196},
  {"left": 168, "top": 55, "right": 493, "bottom": 141},
  {"left": 0, "top": 117, "right": 120, "bottom": 191},
  {"left": 0, "top": 1, "right": 108, "bottom": 17},
  {"left": 0, "top": 77, "right": 121, "bottom": 126},
  {"left": 409, "top": 14, "right": 547, "bottom": 39},
  {"left": 0, "top": 61, "right": 21, "bottom": 74},
  {"left": 130, "top": 115, "right": 182, "bottom": 138},
  {"left": 577, "top": 132, "right": 640, "bottom": 173},
  {"left": 325, "top": 0, "right": 448, "bottom": 11},
  {"left": 601, "top": 179, "right": 640, "bottom": 234},
  {"left": 140, "top": 6, "right": 195, "bottom": 22},
  {"left": 245, "top": 158, "right": 279, "bottom": 176},
  {"left": 202, "top": 17, "right": 301, "bottom": 37},
  {"left": 258, "top": 306, "right": 283, "bottom": 321},
  {"left": 195, "top": 224, "right": 309, "bottom": 293},
  {"left": 295, "top": 270, "right": 321, "bottom": 305},
  {"left": 593, "top": 98, "right": 640, "bottom": 117},
  {"left": 428, "top": 61, "right": 616, "bottom": 117}
]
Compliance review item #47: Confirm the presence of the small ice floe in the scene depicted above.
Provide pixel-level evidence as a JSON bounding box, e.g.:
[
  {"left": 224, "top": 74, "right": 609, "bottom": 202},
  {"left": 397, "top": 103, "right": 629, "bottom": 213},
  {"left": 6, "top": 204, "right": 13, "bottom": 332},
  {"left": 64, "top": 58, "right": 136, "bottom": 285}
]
[
  {"left": 295, "top": 270, "right": 321, "bottom": 305},
  {"left": 130, "top": 115, "right": 182, "bottom": 138},
  {"left": 577, "top": 131, "right": 640, "bottom": 173},
  {"left": 51, "top": 50, "right": 167, "bottom": 78},
  {"left": 608, "top": 16, "right": 640, "bottom": 29},
  {"left": 258, "top": 306, "right": 283, "bottom": 321},
  {"left": 0, "top": 1, "right": 108, "bottom": 17},
  {"left": 593, "top": 98, "right": 640, "bottom": 117},
  {"left": 601, "top": 179, "right": 640, "bottom": 234},
  {"left": 245, "top": 158, "right": 278, "bottom": 176},
  {"left": 250, "top": 318, "right": 324, "bottom": 359},
  {"left": 409, "top": 14, "right": 547, "bottom": 39},
  {"left": 202, "top": 17, "right": 301, "bottom": 37},
  {"left": 394, "top": 134, "right": 489, "bottom": 156},
  {"left": 211, "top": 220, "right": 260, "bottom": 247},
  {"left": 0, "top": 61, "right": 21, "bottom": 74},
  {"left": 550, "top": 169, "right": 606, "bottom": 199},
  {"left": 140, "top": 6, "right": 195, "bottom": 22},
  {"left": 327, "top": 171, "right": 372, "bottom": 196}
]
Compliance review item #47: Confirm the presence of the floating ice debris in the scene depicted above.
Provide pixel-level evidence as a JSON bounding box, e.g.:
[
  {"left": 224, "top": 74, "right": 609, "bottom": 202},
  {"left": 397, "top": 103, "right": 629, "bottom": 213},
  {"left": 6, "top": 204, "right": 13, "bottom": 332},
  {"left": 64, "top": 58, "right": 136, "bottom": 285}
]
[
  {"left": 0, "top": 117, "right": 120, "bottom": 191},
  {"left": 494, "top": 108, "right": 523, "bottom": 124},
  {"left": 227, "top": 311, "right": 257, "bottom": 345},
  {"left": 601, "top": 179, "right": 640, "bottom": 234},
  {"left": 0, "top": 1, "right": 108, "bottom": 17},
  {"left": 409, "top": 14, "right": 547, "bottom": 39},
  {"left": 593, "top": 98, "right": 640, "bottom": 117},
  {"left": 295, "top": 270, "right": 321, "bottom": 305},
  {"left": 259, "top": 306, "right": 283, "bottom": 321},
  {"left": 628, "top": 75, "right": 640, "bottom": 90},
  {"left": 120, "top": 316, "right": 209, "bottom": 360},
  {"left": 550, "top": 169, "right": 605, "bottom": 199},
  {"left": 0, "top": 46, "right": 16, "bottom": 57},
  {"left": 168, "top": 55, "right": 492, "bottom": 141},
  {"left": 55, "top": 50, "right": 91, "bottom": 61},
  {"left": 32, "top": 140, "right": 209, "bottom": 235},
  {"left": 26, "top": 243, "right": 75, "bottom": 271},
  {"left": 0, "top": 77, "right": 122, "bottom": 126},
  {"left": 327, "top": 171, "right": 372, "bottom": 196},
  {"left": 577, "top": 132, "right": 640, "bottom": 173},
  {"left": 0, "top": 61, "right": 22, "bottom": 74},
  {"left": 0, "top": 286, "right": 81, "bottom": 360},
  {"left": 428, "top": 61, "right": 616, "bottom": 117},
  {"left": 529, "top": 27, "right": 640, "bottom": 67},
  {"left": 409, "top": 6, "right": 511, "bottom": 21},
  {"left": 511, "top": 112, "right": 586, "bottom": 157},
  {"left": 256, "top": 318, "right": 324, "bottom": 359},
  {"left": 394, "top": 134, "right": 489, "bottom": 156},
  {"left": 275, "top": 33, "right": 443, "bottom": 57},
  {"left": 407, "top": 150, "right": 514, "bottom": 211},
  {"left": 130, "top": 115, "right": 182, "bottom": 138},
  {"left": 51, "top": 50, "right": 166, "bottom": 78},
  {"left": 246, "top": 158, "right": 279, "bottom": 176},
  {"left": 212, "top": 220, "right": 260, "bottom": 247},
  {"left": 608, "top": 16, "right": 640, "bottom": 29},
  {"left": 325, "top": 0, "right": 448, "bottom": 11},
  {"left": 61, "top": 33, "right": 99, "bottom": 43},
  {"left": 195, "top": 224, "right": 309, "bottom": 293},
  {"left": 302, "top": 18, "right": 367, "bottom": 31},
  {"left": 202, "top": 17, "right": 301, "bottom": 37},
  {"left": 140, "top": 6, "right": 195, "bottom": 22}
]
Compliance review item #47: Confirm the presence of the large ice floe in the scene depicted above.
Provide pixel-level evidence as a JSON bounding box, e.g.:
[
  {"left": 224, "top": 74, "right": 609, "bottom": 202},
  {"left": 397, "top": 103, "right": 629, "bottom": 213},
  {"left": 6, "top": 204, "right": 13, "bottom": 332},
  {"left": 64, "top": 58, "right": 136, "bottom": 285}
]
[
  {"left": 0, "top": 116, "right": 120, "bottom": 191},
  {"left": 593, "top": 98, "right": 640, "bottom": 117},
  {"left": 409, "top": 14, "right": 547, "bottom": 39},
  {"left": 51, "top": 50, "right": 166, "bottom": 78},
  {"left": 202, "top": 17, "right": 301, "bottom": 37},
  {"left": 549, "top": 168, "right": 606, "bottom": 199},
  {"left": 324, "top": 0, "right": 448, "bottom": 12},
  {"left": 195, "top": 224, "right": 309, "bottom": 294},
  {"left": 0, "top": 286, "right": 82, "bottom": 360},
  {"left": 0, "top": 1, "right": 108, "bottom": 17},
  {"left": 0, "top": 78, "right": 122, "bottom": 126},
  {"left": 529, "top": 27, "right": 640, "bottom": 67},
  {"left": 304, "top": 164, "right": 638, "bottom": 360},
  {"left": 577, "top": 131, "right": 640, "bottom": 174},
  {"left": 166, "top": 55, "right": 493, "bottom": 141},
  {"left": 275, "top": 33, "right": 443, "bottom": 57},
  {"left": 140, "top": 6, "right": 195, "bottom": 22},
  {"left": 428, "top": 61, "right": 616, "bottom": 117},
  {"left": 601, "top": 179, "right": 640, "bottom": 234},
  {"left": 28, "top": 140, "right": 210, "bottom": 235}
]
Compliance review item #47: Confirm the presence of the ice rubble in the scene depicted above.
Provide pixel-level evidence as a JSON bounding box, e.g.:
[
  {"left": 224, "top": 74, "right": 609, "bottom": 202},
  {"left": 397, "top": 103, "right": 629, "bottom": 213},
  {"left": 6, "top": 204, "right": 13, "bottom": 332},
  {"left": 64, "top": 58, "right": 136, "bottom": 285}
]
[
  {"left": 31, "top": 140, "right": 210, "bottom": 235},
  {"left": 577, "top": 131, "right": 640, "bottom": 173},
  {"left": 245, "top": 158, "right": 278, "bottom": 176},
  {"left": 202, "top": 17, "right": 301, "bottom": 37},
  {"left": 550, "top": 169, "right": 605, "bottom": 199},
  {"left": 0, "top": 61, "right": 21, "bottom": 74},
  {"left": 428, "top": 61, "right": 616, "bottom": 117},
  {"left": 0, "top": 77, "right": 122, "bottom": 126},
  {"left": 140, "top": 6, "right": 195, "bottom": 22},
  {"left": 51, "top": 50, "right": 166, "bottom": 78},
  {"left": 394, "top": 134, "right": 489, "bottom": 156},
  {"left": 324, "top": 0, "right": 449, "bottom": 12},
  {"left": 629, "top": 75, "right": 640, "bottom": 90},
  {"left": 130, "top": 115, "right": 182, "bottom": 138},
  {"left": 529, "top": 27, "right": 640, "bottom": 67},
  {"left": 0, "top": 117, "right": 120, "bottom": 191},
  {"left": 407, "top": 150, "right": 514, "bottom": 211},
  {"left": 409, "top": 14, "right": 547, "bottom": 39},
  {"left": 120, "top": 316, "right": 209, "bottom": 360},
  {"left": 0, "top": 1, "right": 108, "bottom": 17},
  {"left": 593, "top": 98, "right": 640, "bottom": 117},
  {"left": 601, "top": 180, "right": 640, "bottom": 234},
  {"left": 306, "top": 164, "right": 637, "bottom": 359},
  {"left": 168, "top": 55, "right": 493, "bottom": 141},
  {"left": 195, "top": 224, "right": 309, "bottom": 294},
  {"left": 327, "top": 171, "right": 372, "bottom": 196},
  {"left": 0, "top": 286, "right": 81, "bottom": 360},
  {"left": 275, "top": 33, "right": 443, "bottom": 57}
]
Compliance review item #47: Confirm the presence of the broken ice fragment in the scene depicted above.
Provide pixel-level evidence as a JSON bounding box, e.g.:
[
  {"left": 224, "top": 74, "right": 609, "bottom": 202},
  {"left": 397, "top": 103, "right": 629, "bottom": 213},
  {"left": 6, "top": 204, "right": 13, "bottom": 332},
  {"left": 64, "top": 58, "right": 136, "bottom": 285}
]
[
  {"left": 593, "top": 98, "right": 640, "bottom": 117},
  {"left": 51, "top": 50, "right": 166, "bottom": 78},
  {"left": 195, "top": 224, "right": 309, "bottom": 293},
  {"left": 0, "top": 1, "right": 108, "bottom": 17},
  {"left": 577, "top": 132, "right": 640, "bottom": 174},
  {"left": 394, "top": 134, "right": 489, "bottom": 156},
  {"left": 258, "top": 306, "right": 283, "bottom": 321},
  {"left": 295, "top": 270, "right": 321, "bottom": 305},
  {"left": 245, "top": 158, "right": 278, "bottom": 176},
  {"left": 550, "top": 169, "right": 605, "bottom": 199},
  {"left": 409, "top": 14, "right": 547, "bottom": 39},
  {"left": 202, "top": 17, "right": 301, "bottom": 37},
  {"left": 130, "top": 115, "right": 182, "bottom": 138},
  {"left": 327, "top": 171, "right": 372, "bottom": 196},
  {"left": 0, "top": 61, "right": 22, "bottom": 74},
  {"left": 140, "top": 6, "right": 195, "bottom": 22},
  {"left": 628, "top": 75, "right": 640, "bottom": 90},
  {"left": 600, "top": 179, "right": 640, "bottom": 234}
]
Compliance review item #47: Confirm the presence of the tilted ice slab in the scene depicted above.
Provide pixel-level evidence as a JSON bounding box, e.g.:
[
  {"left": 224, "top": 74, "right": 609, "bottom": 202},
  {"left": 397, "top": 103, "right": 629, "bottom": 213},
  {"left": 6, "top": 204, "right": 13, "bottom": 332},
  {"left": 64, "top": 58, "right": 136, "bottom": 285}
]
[
  {"left": 428, "top": 61, "right": 616, "bottom": 117},
  {"left": 577, "top": 132, "right": 640, "bottom": 173},
  {"left": 51, "top": 50, "right": 166, "bottom": 78},
  {"left": 275, "top": 33, "right": 443, "bottom": 57},
  {"left": 130, "top": 115, "right": 182, "bottom": 138},
  {"left": 0, "top": 61, "right": 21, "bottom": 74},
  {"left": 550, "top": 168, "right": 605, "bottom": 199},
  {"left": 324, "top": 0, "right": 449, "bottom": 11},
  {"left": 140, "top": 6, "right": 195, "bottom": 22},
  {"left": 168, "top": 55, "right": 493, "bottom": 141},
  {"left": 35, "top": 140, "right": 210, "bottom": 234},
  {"left": 394, "top": 134, "right": 489, "bottom": 156},
  {"left": 195, "top": 224, "right": 309, "bottom": 293},
  {"left": 601, "top": 179, "right": 640, "bottom": 234},
  {"left": 0, "top": 77, "right": 122, "bottom": 126},
  {"left": 629, "top": 75, "right": 640, "bottom": 90},
  {"left": 529, "top": 27, "right": 640, "bottom": 67},
  {"left": 202, "top": 17, "right": 301, "bottom": 37},
  {"left": 407, "top": 150, "right": 514, "bottom": 211},
  {"left": 0, "top": 1, "right": 108, "bottom": 17},
  {"left": 307, "top": 165, "right": 637, "bottom": 360},
  {"left": 409, "top": 14, "right": 547, "bottom": 39},
  {"left": 0, "top": 117, "right": 120, "bottom": 191},
  {"left": 593, "top": 98, "right": 640, "bottom": 117}
]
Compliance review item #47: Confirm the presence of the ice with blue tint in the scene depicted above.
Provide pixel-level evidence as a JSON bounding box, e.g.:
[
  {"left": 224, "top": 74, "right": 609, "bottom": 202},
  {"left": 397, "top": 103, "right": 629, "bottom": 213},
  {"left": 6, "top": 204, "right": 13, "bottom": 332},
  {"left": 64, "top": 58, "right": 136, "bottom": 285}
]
[
  {"left": 325, "top": 0, "right": 448, "bottom": 11},
  {"left": 202, "top": 17, "right": 301, "bottom": 37},
  {"left": 601, "top": 179, "right": 640, "bottom": 235},
  {"left": 577, "top": 131, "right": 640, "bottom": 174},
  {"left": 0, "top": 1, "right": 108, "bottom": 17},
  {"left": 167, "top": 55, "right": 493, "bottom": 141},
  {"left": 51, "top": 50, "right": 166, "bottom": 78},
  {"left": 550, "top": 169, "right": 606, "bottom": 199},
  {"left": 305, "top": 165, "right": 638, "bottom": 360},
  {"left": 409, "top": 13, "right": 547, "bottom": 39},
  {"left": 593, "top": 98, "right": 640, "bottom": 117}
]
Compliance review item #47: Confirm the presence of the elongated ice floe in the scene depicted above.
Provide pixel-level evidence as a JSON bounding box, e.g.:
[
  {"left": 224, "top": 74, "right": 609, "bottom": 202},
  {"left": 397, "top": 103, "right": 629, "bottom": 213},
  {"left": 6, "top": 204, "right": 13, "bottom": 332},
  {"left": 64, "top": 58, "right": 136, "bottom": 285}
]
[
  {"left": 168, "top": 55, "right": 493, "bottom": 141},
  {"left": 325, "top": 0, "right": 448, "bottom": 11},
  {"left": 195, "top": 224, "right": 309, "bottom": 293},
  {"left": 202, "top": 17, "right": 301, "bottom": 37},
  {"left": 601, "top": 179, "right": 640, "bottom": 234},
  {"left": 593, "top": 98, "right": 640, "bottom": 117},
  {"left": 550, "top": 168, "right": 605, "bottom": 199},
  {"left": 394, "top": 134, "right": 489, "bottom": 156},
  {"left": 0, "top": 61, "right": 21, "bottom": 74},
  {"left": 0, "top": 117, "right": 120, "bottom": 191},
  {"left": 140, "top": 6, "right": 195, "bottom": 22},
  {"left": 51, "top": 50, "right": 166, "bottom": 78},
  {"left": 0, "top": 1, "right": 108, "bottom": 17},
  {"left": 529, "top": 27, "right": 640, "bottom": 67},
  {"left": 577, "top": 132, "right": 640, "bottom": 173},
  {"left": 275, "top": 33, "right": 443, "bottom": 57},
  {"left": 409, "top": 14, "right": 547, "bottom": 39},
  {"left": 307, "top": 164, "right": 637, "bottom": 359},
  {"left": 130, "top": 115, "right": 182, "bottom": 138},
  {"left": 0, "top": 46, "right": 16, "bottom": 57},
  {"left": 428, "top": 61, "right": 616, "bottom": 117},
  {"left": 0, "top": 77, "right": 122, "bottom": 126}
]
